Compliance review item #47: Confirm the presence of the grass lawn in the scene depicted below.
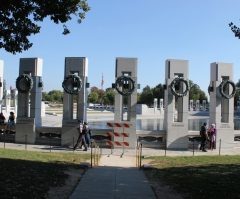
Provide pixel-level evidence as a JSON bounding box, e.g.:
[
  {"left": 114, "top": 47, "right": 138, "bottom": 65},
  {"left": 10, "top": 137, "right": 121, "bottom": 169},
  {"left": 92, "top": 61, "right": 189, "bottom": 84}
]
[
  {"left": 144, "top": 156, "right": 240, "bottom": 199},
  {"left": 0, "top": 149, "right": 90, "bottom": 198}
]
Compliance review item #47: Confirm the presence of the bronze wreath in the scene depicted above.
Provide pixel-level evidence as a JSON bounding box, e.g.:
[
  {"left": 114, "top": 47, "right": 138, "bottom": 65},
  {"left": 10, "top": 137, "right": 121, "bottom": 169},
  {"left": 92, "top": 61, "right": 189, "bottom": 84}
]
[
  {"left": 16, "top": 74, "right": 33, "bottom": 93},
  {"left": 62, "top": 74, "right": 82, "bottom": 94},
  {"left": 115, "top": 76, "right": 135, "bottom": 96},
  {"left": 219, "top": 80, "right": 236, "bottom": 99},
  {"left": 170, "top": 77, "right": 189, "bottom": 97}
]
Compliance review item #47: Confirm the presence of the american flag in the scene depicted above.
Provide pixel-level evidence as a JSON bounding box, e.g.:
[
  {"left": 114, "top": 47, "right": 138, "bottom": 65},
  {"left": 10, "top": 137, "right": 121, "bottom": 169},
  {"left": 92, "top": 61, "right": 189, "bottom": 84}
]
[{"left": 101, "top": 73, "right": 104, "bottom": 87}]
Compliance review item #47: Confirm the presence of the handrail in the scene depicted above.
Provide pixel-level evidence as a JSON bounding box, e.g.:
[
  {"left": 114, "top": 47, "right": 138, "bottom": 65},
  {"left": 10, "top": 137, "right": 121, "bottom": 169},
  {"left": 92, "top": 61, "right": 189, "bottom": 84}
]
[
  {"left": 136, "top": 141, "right": 142, "bottom": 170},
  {"left": 90, "top": 139, "right": 100, "bottom": 167}
]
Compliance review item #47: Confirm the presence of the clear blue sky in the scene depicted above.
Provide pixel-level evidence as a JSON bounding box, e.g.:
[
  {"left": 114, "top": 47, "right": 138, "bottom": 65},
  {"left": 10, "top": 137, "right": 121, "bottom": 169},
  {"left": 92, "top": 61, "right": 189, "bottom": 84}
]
[{"left": 1, "top": 0, "right": 240, "bottom": 98}]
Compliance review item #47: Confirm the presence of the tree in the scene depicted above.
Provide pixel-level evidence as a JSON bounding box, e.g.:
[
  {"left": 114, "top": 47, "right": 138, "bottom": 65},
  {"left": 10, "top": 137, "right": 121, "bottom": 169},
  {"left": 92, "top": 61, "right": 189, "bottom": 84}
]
[
  {"left": 139, "top": 85, "right": 154, "bottom": 106},
  {"left": 88, "top": 92, "right": 98, "bottom": 103},
  {"left": 229, "top": 22, "right": 240, "bottom": 39},
  {"left": 47, "top": 90, "right": 63, "bottom": 102},
  {"left": 104, "top": 89, "right": 115, "bottom": 105},
  {"left": 90, "top": 86, "right": 98, "bottom": 93},
  {"left": 0, "top": 0, "right": 90, "bottom": 54},
  {"left": 189, "top": 80, "right": 207, "bottom": 103},
  {"left": 97, "top": 89, "right": 105, "bottom": 104},
  {"left": 152, "top": 84, "right": 164, "bottom": 102}
]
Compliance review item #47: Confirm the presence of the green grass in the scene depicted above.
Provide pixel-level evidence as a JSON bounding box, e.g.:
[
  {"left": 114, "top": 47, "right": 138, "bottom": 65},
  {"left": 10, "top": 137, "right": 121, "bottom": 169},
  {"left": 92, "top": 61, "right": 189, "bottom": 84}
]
[
  {"left": 144, "top": 156, "right": 240, "bottom": 199},
  {"left": 0, "top": 149, "right": 91, "bottom": 198}
]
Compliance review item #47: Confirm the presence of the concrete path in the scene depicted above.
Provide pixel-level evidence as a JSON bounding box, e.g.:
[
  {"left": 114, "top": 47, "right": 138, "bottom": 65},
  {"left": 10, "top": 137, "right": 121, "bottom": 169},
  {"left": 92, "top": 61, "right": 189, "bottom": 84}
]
[
  {"left": 70, "top": 167, "right": 156, "bottom": 199},
  {"left": 70, "top": 149, "right": 156, "bottom": 199}
]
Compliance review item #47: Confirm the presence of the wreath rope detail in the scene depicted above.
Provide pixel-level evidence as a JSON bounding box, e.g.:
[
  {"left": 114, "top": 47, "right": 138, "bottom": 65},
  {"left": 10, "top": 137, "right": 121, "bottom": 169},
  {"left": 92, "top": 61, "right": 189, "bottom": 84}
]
[
  {"left": 219, "top": 80, "right": 236, "bottom": 99},
  {"left": 170, "top": 77, "right": 189, "bottom": 97},
  {"left": 16, "top": 74, "right": 33, "bottom": 93},
  {"left": 62, "top": 74, "right": 82, "bottom": 94},
  {"left": 115, "top": 76, "right": 135, "bottom": 96}
]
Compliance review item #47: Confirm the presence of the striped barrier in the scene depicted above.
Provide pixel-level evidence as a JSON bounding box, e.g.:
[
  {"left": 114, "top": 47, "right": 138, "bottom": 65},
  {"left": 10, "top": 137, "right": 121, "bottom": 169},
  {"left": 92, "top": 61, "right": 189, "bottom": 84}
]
[
  {"left": 106, "top": 141, "right": 130, "bottom": 147},
  {"left": 106, "top": 132, "right": 129, "bottom": 137},
  {"left": 107, "top": 122, "right": 130, "bottom": 128}
]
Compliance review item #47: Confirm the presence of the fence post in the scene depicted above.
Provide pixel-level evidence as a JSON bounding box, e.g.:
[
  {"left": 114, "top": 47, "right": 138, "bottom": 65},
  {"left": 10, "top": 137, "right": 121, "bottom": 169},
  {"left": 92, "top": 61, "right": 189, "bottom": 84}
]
[
  {"left": 25, "top": 134, "right": 27, "bottom": 150},
  {"left": 140, "top": 143, "right": 142, "bottom": 170},
  {"left": 165, "top": 139, "right": 167, "bottom": 156},
  {"left": 73, "top": 137, "right": 74, "bottom": 153},
  {"left": 219, "top": 139, "right": 221, "bottom": 156},
  {"left": 50, "top": 134, "right": 52, "bottom": 153},
  {"left": 91, "top": 140, "right": 93, "bottom": 168},
  {"left": 193, "top": 139, "right": 195, "bottom": 156},
  {"left": 4, "top": 131, "right": 5, "bottom": 148}
]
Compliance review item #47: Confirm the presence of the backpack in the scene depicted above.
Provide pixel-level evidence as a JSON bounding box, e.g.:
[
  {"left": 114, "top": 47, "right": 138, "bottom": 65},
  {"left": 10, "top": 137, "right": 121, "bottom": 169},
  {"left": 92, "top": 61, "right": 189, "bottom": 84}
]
[
  {"left": 88, "top": 129, "right": 92, "bottom": 136},
  {"left": 200, "top": 126, "right": 205, "bottom": 136}
]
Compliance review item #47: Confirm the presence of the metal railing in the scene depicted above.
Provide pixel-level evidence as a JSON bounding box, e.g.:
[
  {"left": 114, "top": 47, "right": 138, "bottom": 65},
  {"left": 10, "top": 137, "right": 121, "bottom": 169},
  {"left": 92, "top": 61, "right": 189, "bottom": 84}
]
[
  {"left": 136, "top": 142, "right": 142, "bottom": 170},
  {"left": 90, "top": 140, "right": 100, "bottom": 168}
]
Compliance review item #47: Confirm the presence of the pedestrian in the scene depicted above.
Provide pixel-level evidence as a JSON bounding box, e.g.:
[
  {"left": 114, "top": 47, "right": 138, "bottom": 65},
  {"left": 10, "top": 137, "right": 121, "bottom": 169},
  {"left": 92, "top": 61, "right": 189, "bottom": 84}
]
[
  {"left": 200, "top": 122, "right": 208, "bottom": 152},
  {"left": 210, "top": 123, "right": 217, "bottom": 150},
  {"left": 0, "top": 112, "right": 6, "bottom": 124},
  {"left": 4, "top": 112, "right": 15, "bottom": 134},
  {"left": 73, "top": 120, "right": 87, "bottom": 151},
  {"left": 84, "top": 122, "right": 91, "bottom": 150}
]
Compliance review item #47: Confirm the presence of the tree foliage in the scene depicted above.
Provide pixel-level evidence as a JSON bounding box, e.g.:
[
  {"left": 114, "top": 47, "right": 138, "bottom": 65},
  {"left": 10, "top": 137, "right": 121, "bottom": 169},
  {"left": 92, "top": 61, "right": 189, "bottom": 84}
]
[
  {"left": 104, "top": 89, "right": 114, "bottom": 105},
  {"left": 229, "top": 22, "right": 240, "bottom": 39},
  {"left": 88, "top": 92, "right": 98, "bottom": 103},
  {"left": 189, "top": 80, "right": 207, "bottom": 103},
  {"left": 0, "top": 0, "right": 90, "bottom": 54},
  {"left": 42, "top": 90, "right": 63, "bottom": 102}
]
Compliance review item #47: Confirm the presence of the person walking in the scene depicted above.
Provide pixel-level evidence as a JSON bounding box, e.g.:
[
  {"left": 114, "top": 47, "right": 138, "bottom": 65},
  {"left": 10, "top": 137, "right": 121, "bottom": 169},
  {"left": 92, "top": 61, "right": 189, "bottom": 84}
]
[
  {"left": 83, "top": 122, "right": 91, "bottom": 150},
  {"left": 200, "top": 122, "right": 208, "bottom": 152},
  {"left": 210, "top": 123, "right": 217, "bottom": 150},
  {"left": 73, "top": 120, "right": 87, "bottom": 151}
]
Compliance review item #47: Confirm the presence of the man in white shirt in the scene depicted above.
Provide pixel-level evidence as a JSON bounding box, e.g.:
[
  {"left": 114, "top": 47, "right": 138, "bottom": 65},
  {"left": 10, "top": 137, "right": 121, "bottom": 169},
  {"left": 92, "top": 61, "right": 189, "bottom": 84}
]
[{"left": 73, "top": 120, "right": 87, "bottom": 151}]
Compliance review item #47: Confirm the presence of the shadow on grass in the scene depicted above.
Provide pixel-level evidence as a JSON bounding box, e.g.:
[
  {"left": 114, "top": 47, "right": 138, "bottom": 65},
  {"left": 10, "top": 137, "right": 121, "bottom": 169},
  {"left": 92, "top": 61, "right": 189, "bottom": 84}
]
[
  {"left": 145, "top": 163, "right": 240, "bottom": 199},
  {"left": 0, "top": 157, "right": 88, "bottom": 198}
]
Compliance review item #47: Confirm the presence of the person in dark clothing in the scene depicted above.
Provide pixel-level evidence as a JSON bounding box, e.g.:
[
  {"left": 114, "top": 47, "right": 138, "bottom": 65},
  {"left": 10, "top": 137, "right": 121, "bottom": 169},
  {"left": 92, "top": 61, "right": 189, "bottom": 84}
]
[
  {"left": 200, "top": 122, "right": 209, "bottom": 152},
  {"left": 0, "top": 112, "right": 6, "bottom": 124},
  {"left": 73, "top": 120, "right": 87, "bottom": 151}
]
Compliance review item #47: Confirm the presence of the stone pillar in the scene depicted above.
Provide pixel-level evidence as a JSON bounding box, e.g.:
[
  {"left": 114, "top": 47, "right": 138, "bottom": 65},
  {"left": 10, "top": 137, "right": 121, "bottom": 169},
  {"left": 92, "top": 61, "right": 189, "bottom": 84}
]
[
  {"left": 0, "top": 60, "right": 3, "bottom": 112},
  {"left": 195, "top": 100, "right": 199, "bottom": 111},
  {"left": 5, "top": 90, "right": 11, "bottom": 114},
  {"left": 159, "top": 98, "right": 163, "bottom": 114},
  {"left": 62, "top": 57, "right": 88, "bottom": 146},
  {"left": 202, "top": 100, "right": 206, "bottom": 111},
  {"left": 114, "top": 58, "right": 137, "bottom": 148},
  {"left": 16, "top": 58, "right": 43, "bottom": 144},
  {"left": 164, "top": 59, "right": 189, "bottom": 150},
  {"left": 189, "top": 100, "right": 193, "bottom": 111},
  {"left": 13, "top": 90, "right": 18, "bottom": 116},
  {"left": 209, "top": 62, "right": 234, "bottom": 149},
  {"left": 154, "top": 98, "right": 157, "bottom": 114}
]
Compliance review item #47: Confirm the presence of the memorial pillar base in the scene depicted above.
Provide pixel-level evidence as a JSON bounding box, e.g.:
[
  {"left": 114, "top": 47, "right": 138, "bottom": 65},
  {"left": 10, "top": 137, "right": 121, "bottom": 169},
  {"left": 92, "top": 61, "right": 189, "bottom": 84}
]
[
  {"left": 15, "top": 118, "right": 36, "bottom": 144},
  {"left": 61, "top": 119, "right": 79, "bottom": 146},
  {"left": 166, "top": 122, "right": 188, "bottom": 150}
]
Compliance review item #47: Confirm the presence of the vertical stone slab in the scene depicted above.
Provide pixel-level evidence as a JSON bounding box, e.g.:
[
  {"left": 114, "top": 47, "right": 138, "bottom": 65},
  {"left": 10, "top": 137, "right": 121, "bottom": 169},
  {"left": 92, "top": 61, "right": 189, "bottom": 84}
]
[
  {"left": 154, "top": 98, "right": 157, "bottom": 114},
  {"left": 189, "top": 99, "right": 193, "bottom": 111},
  {"left": 159, "top": 98, "right": 164, "bottom": 114},
  {"left": 13, "top": 90, "right": 18, "bottom": 116},
  {"left": 196, "top": 100, "right": 199, "bottom": 111},
  {"left": 164, "top": 59, "right": 189, "bottom": 150},
  {"left": 16, "top": 58, "right": 43, "bottom": 144},
  {"left": 114, "top": 58, "right": 137, "bottom": 148},
  {"left": 202, "top": 100, "right": 206, "bottom": 111},
  {"left": 0, "top": 60, "right": 3, "bottom": 112},
  {"left": 5, "top": 90, "right": 11, "bottom": 114},
  {"left": 209, "top": 62, "right": 234, "bottom": 149},
  {"left": 62, "top": 57, "right": 88, "bottom": 146}
]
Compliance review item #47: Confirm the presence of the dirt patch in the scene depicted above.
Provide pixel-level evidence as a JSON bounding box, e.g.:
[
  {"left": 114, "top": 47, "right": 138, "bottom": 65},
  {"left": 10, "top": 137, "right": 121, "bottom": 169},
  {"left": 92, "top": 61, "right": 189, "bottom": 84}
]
[{"left": 47, "top": 167, "right": 86, "bottom": 199}]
